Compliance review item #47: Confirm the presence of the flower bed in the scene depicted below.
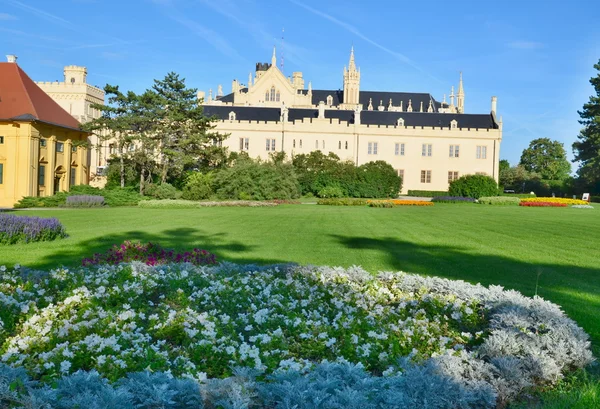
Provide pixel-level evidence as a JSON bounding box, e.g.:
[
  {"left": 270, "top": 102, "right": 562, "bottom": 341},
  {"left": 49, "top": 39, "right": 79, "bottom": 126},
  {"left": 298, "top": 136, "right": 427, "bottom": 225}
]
[
  {"left": 431, "top": 196, "right": 476, "bottom": 203},
  {"left": 520, "top": 201, "right": 568, "bottom": 207},
  {"left": 520, "top": 197, "right": 589, "bottom": 205},
  {"left": 317, "top": 198, "right": 368, "bottom": 206},
  {"left": 368, "top": 199, "right": 433, "bottom": 207},
  {"left": 63, "top": 195, "right": 106, "bottom": 207},
  {"left": 571, "top": 204, "right": 594, "bottom": 209},
  {"left": 82, "top": 241, "right": 217, "bottom": 266},
  {"left": 138, "top": 199, "right": 278, "bottom": 208},
  {"left": 0, "top": 262, "right": 592, "bottom": 408},
  {"left": 0, "top": 214, "right": 67, "bottom": 245},
  {"left": 478, "top": 196, "right": 521, "bottom": 205}
]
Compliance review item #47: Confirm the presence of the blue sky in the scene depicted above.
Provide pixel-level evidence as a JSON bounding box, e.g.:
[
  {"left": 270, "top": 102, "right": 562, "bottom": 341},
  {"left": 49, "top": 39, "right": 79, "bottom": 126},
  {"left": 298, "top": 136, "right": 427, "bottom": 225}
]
[{"left": 1, "top": 0, "right": 599, "bottom": 167}]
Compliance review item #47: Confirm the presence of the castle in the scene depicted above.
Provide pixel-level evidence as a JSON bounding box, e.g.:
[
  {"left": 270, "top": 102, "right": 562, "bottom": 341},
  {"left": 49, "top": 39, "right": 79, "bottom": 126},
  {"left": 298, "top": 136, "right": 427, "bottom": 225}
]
[{"left": 201, "top": 47, "right": 502, "bottom": 193}]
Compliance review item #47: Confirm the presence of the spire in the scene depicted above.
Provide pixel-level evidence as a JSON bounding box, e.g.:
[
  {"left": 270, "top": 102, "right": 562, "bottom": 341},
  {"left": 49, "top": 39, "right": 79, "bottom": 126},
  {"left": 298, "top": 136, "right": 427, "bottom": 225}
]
[
  {"left": 458, "top": 72, "right": 464, "bottom": 96},
  {"left": 419, "top": 101, "right": 424, "bottom": 112},
  {"left": 427, "top": 99, "right": 433, "bottom": 113},
  {"left": 348, "top": 46, "right": 356, "bottom": 72},
  {"left": 368, "top": 98, "right": 373, "bottom": 111},
  {"left": 407, "top": 99, "right": 413, "bottom": 112},
  {"left": 399, "top": 100, "right": 403, "bottom": 112},
  {"left": 271, "top": 46, "right": 277, "bottom": 66},
  {"left": 388, "top": 98, "right": 393, "bottom": 110},
  {"left": 449, "top": 86, "right": 455, "bottom": 108},
  {"left": 457, "top": 72, "right": 465, "bottom": 113}
]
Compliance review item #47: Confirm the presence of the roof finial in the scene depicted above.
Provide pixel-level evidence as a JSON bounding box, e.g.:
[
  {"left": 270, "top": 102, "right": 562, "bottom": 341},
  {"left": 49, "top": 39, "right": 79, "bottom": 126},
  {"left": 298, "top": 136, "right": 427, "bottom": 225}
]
[
  {"left": 368, "top": 97, "right": 373, "bottom": 111},
  {"left": 348, "top": 46, "right": 356, "bottom": 71},
  {"left": 427, "top": 99, "right": 433, "bottom": 113},
  {"left": 407, "top": 99, "right": 413, "bottom": 112},
  {"left": 399, "top": 100, "right": 403, "bottom": 112},
  {"left": 271, "top": 45, "right": 277, "bottom": 67},
  {"left": 419, "top": 101, "right": 424, "bottom": 112}
]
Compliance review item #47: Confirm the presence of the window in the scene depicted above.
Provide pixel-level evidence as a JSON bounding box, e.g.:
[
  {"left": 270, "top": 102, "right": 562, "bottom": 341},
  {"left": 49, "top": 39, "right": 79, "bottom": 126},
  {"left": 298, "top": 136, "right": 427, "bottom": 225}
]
[
  {"left": 345, "top": 141, "right": 348, "bottom": 150},
  {"left": 40, "top": 138, "right": 46, "bottom": 147},
  {"left": 229, "top": 111, "right": 236, "bottom": 121},
  {"left": 38, "top": 165, "right": 45, "bottom": 186},
  {"left": 420, "top": 170, "right": 432, "bottom": 183},
  {"left": 0, "top": 136, "right": 4, "bottom": 144},
  {"left": 70, "top": 167, "right": 76, "bottom": 186},
  {"left": 368, "top": 142, "right": 378, "bottom": 155},
  {"left": 396, "top": 169, "right": 404, "bottom": 180},
  {"left": 449, "top": 145, "right": 459, "bottom": 158},
  {"left": 270, "top": 87, "right": 276, "bottom": 101},
  {"left": 0, "top": 163, "right": 3, "bottom": 184},
  {"left": 322, "top": 140, "right": 325, "bottom": 149},
  {"left": 476, "top": 145, "right": 488, "bottom": 159},
  {"left": 315, "top": 140, "right": 319, "bottom": 149},
  {"left": 395, "top": 143, "right": 405, "bottom": 156},
  {"left": 56, "top": 142, "right": 64, "bottom": 153},
  {"left": 266, "top": 138, "right": 276, "bottom": 151},
  {"left": 265, "top": 90, "right": 269, "bottom": 101},
  {"left": 72, "top": 145, "right": 77, "bottom": 152},
  {"left": 244, "top": 138, "right": 249, "bottom": 150},
  {"left": 448, "top": 171, "right": 459, "bottom": 183},
  {"left": 327, "top": 95, "right": 333, "bottom": 106},
  {"left": 422, "top": 144, "right": 432, "bottom": 157},
  {"left": 276, "top": 91, "right": 280, "bottom": 102},
  {"left": 293, "top": 139, "right": 296, "bottom": 148},
  {"left": 299, "top": 139, "right": 302, "bottom": 148},
  {"left": 339, "top": 141, "right": 342, "bottom": 149},
  {"left": 239, "top": 138, "right": 245, "bottom": 151},
  {"left": 109, "top": 144, "right": 115, "bottom": 154}
]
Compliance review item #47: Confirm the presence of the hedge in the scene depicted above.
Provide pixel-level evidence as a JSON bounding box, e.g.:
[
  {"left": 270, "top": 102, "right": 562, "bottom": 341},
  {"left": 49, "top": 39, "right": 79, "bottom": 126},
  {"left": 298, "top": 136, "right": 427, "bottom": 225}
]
[
  {"left": 138, "top": 200, "right": 279, "bottom": 208},
  {"left": 316, "top": 198, "right": 369, "bottom": 206},
  {"left": 477, "top": 196, "right": 520, "bottom": 205}
]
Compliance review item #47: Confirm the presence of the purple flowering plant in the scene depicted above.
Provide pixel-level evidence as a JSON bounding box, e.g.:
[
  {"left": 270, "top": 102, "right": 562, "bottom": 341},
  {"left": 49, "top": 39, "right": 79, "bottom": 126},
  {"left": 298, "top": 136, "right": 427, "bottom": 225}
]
[
  {"left": 0, "top": 213, "right": 68, "bottom": 245},
  {"left": 82, "top": 240, "right": 217, "bottom": 267}
]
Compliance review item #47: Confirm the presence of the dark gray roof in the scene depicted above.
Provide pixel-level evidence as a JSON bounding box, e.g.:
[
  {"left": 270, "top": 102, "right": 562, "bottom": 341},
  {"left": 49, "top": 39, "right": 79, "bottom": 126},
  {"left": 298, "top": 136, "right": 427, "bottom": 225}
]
[
  {"left": 203, "top": 104, "right": 497, "bottom": 129},
  {"left": 303, "top": 89, "right": 438, "bottom": 112}
]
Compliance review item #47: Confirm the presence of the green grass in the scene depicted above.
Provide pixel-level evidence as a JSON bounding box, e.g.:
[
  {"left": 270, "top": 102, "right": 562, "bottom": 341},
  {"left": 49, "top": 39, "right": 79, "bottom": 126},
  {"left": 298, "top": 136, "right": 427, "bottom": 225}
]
[{"left": 0, "top": 203, "right": 598, "bottom": 407}]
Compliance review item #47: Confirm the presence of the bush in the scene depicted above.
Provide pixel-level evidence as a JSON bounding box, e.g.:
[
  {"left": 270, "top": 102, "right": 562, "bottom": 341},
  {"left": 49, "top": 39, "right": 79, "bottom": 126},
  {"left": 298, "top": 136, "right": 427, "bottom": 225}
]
[
  {"left": 407, "top": 190, "right": 448, "bottom": 197},
  {"left": 431, "top": 196, "right": 477, "bottom": 203},
  {"left": 477, "top": 196, "right": 520, "bottom": 205},
  {"left": 0, "top": 214, "right": 67, "bottom": 244},
  {"left": 317, "top": 185, "right": 344, "bottom": 198},
  {"left": 353, "top": 161, "right": 402, "bottom": 198},
  {"left": 82, "top": 240, "right": 217, "bottom": 266},
  {"left": 144, "top": 183, "right": 182, "bottom": 200},
  {"left": 103, "top": 188, "right": 146, "bottom": 207},
  {"left": 212, "top": 158, "right": 300, "bottom": 200},
  {"left": 449, "top": 175, "right": 499, "bottom": 199},
  {"left": 139, "top": 199, "right": 278, "bottom": 208},
  {"left": 316, "top": 198, "right": 368, "bottom": 206},
  {"left": 368, "top": 200, "right": 396, "bottom": 208},
  {"left": 64, "top": 195, "right": 106, "bottom": 207},
  {"left": 182, "top": 172, "right": 213, "bottom": 201},
  {"left": 14, "top": 187, "right": 144, "bottom": 208}
]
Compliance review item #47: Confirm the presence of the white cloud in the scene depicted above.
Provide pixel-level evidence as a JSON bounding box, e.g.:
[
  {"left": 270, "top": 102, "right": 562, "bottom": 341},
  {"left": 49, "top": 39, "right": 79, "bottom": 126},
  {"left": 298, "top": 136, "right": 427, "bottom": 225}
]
[{"left": 507, "top": 41, "right": 545, "bottom": 50}]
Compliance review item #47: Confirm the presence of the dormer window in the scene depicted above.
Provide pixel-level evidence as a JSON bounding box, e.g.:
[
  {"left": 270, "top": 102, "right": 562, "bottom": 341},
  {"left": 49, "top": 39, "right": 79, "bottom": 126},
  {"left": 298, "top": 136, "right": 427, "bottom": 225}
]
[
  {"left": 228, "top": 111, "right": 236, "bottom": 121},
  {"left": 397, "top": 118, "right": 405, "bottom": 127},
  {"left": 450, "top": 119, "right": 458, "bottom": 130},
  {"left": 327, "top": 95, "right": 333, "bottom": 106}
]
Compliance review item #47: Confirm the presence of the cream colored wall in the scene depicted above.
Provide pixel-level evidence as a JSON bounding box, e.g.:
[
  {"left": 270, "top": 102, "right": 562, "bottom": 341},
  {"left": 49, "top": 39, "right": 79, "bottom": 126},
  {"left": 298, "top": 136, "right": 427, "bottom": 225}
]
[
  {"left": 0, "top": 121, "right": 89, "bottom": 207},
  {"left": 213, "top": 118, "right": 502, "bottom": 194}
]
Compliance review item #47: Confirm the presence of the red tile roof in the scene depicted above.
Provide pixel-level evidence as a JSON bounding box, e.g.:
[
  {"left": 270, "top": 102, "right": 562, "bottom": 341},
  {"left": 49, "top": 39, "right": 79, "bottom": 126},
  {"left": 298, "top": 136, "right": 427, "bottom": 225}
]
[{"left": 0, "top": 62, "right": 81, "bottom": 130}]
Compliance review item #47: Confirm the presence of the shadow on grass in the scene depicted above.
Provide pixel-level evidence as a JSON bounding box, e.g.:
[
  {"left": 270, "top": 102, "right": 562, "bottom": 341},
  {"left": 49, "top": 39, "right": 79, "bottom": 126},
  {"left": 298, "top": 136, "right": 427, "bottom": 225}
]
[
  {"left": 329, "top": 234, "right": 600, "bottom": 352},
  {"left": 34, "top": 227, "right": 289, "bottom": 270}
]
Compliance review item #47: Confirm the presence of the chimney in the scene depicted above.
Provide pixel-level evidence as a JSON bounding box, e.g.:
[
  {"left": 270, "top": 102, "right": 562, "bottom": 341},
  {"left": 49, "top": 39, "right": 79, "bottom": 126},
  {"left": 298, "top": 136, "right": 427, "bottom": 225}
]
[
  {"left": 491, "top": 96, "right": 497, "bottom": 115},
  {"left": 6, "top": 55, "right": 17, "bottom": 63}
]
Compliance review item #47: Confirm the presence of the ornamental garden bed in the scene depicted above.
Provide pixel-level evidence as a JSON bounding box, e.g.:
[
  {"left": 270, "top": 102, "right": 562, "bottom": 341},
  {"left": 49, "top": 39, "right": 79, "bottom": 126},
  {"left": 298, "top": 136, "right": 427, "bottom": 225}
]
[
  {"left": 0, "top": 214, "right": 67, "bottom": 245},
  {"left": 0, "top": 257, "right": 593, "bottom": 408}
]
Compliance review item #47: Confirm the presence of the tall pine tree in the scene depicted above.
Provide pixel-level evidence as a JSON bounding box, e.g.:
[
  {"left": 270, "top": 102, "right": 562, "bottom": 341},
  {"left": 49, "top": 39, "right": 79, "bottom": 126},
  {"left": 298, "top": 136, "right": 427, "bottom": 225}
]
[{"left": 573, "top": 59, "right": 600, "bottom": 192}]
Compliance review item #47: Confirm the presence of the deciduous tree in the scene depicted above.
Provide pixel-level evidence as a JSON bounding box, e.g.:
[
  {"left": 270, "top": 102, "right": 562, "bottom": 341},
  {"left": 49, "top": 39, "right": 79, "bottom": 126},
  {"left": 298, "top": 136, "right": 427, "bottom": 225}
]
[{"left": 519, "top": 138, "right": 571, "bottom": 180}]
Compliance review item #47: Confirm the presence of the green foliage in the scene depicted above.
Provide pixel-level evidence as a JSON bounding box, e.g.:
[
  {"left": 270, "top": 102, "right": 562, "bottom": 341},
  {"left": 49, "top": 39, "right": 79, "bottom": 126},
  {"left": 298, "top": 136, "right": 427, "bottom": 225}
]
[
  {"left": 14, "top": 187, "right": 144, "bottom": 208},
  {"left": 500, "top": 193, "right": 536, "bottom": 198},
  {"left": 316, "top": 198, "right": 368, "bottom": 206},
  {"left": 182, "top": 172, "right": 213, "bottom": 201},
  {"left": 406, "top": 190, "right": 449, "bottom": 197},
  {"left": 212, "top": 157, "right": 300, "bottom": 200},
  {"left": 144, "top": 183, "right": 182, "bottom": 200},
  {"left": 104, "top": 159, "right": 139, "bottom": 189},
  {"left": 368, "top": 200, "right": 395, "bottom": 208},
  {"left": 477, "top": 196, "right": 521, "bottom": 205},
  {"left": 499, "top": 159, "right": 510, "bottom": 173},
  {"left": 591, "top": 196, "right": 600, "bottom": 203},
  {"left": 573, "top": 59, "right": 600, "bottom": 194},
  {"left": 449, "top": 175, "right": 499, "bottom": 199},
  {"left": 353, "top": 161, "right": 401, "bottom": 198},
  {"left": 317, "top": 185, "right": 344, "bottom": 198},
  {"left": 520, "top": 138, "right": 571, "bottom": 180},
  {"left": 138, "top": 200, "right": 278, "bottom": 208}
]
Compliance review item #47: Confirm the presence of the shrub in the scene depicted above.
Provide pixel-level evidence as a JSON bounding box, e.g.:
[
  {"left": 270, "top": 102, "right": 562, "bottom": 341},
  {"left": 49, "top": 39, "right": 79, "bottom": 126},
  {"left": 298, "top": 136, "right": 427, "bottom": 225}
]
[
  {"left": 407, "top": 190, "right": 448, "bottom": 197},
  {"left": 144, "top": 183, "right": 182, "bottom": 200},
  {"left": 82, "top": 240, "right": 217, "bottom": 266},
  {"left": 431, "top": 196, "right": 477, "bottom": 203},
  {"left": 368, "top": 199, "right": 434, "bottom": 207},
  {"left": 317, "top": 185, "right": 344, "bottom": 198},
  {"left": 212, "top": 158, "right": 300, "bottom": 200},
  {"left": 520, "top": 201, "right": 568, "bottom": 207},
  {"left": 352, "top": 161, "right": 402, "bottom": 198},
  {"left": 14, "top": 187, "right": 144, "bottom": 208},
  {"left": 477, "top": 196, "right": 520, "bottom": 205},
  {"left": 449, "top": 175, "right": 499, "bottom": 199},
  {"left": 0, "top": 214, "right": 67, "bottom": 244},
  {"left": 138, "top": 199, "right": 278, "bottom": 208},
  {"left": 64, "top": 195, "right": 106, "bottom": 207},
  {"left": 368, "top": 200, "right": 396, "bottom": 208},
  {"left": 269, "top": 199, "right": 301, "bottom": 205},
  {"left": 182, "top": 172, "right": 213, "bottom": 201},
  {"left": 316, "top": 198, "right": 368, "bottom": 206}
]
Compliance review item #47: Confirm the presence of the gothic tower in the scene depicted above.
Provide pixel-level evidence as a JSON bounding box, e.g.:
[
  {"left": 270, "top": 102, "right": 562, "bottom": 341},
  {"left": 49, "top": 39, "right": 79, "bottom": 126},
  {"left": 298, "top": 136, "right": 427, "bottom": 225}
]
[
  {"left": 343, "top": 47, "right": 360, "bottom": 106},
  {"left": 457, "top": 72, "right": 465, "bottom": 114}
]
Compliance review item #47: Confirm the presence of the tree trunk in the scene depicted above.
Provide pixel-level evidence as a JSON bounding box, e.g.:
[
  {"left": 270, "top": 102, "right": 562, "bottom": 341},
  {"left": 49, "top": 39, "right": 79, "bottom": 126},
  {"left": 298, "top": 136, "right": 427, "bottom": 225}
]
[
  {"left": 140, "top": 168, "right": 145, "bottom": 195},
  {"left": 161, "top": 160, "right": 168, "bottom": 184},
  {"left": 120, "top": 152, "right": 125, "bottom": 188}
]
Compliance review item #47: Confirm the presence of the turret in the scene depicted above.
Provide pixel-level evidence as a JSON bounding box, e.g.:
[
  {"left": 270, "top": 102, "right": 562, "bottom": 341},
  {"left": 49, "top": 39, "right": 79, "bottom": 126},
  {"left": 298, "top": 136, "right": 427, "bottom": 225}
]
[
  {"left": 64, "top": 65, "right": 87, "bottom": 84},
  {"left": 342, "top": 46, "right": 360, "bottom": 106}
]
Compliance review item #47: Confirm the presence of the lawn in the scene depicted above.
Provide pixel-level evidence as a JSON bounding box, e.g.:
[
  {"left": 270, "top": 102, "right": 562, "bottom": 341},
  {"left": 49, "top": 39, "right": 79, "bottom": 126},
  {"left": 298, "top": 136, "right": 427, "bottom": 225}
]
[{"left": 1, "top": 203, "right": 598, "bottom": 406}]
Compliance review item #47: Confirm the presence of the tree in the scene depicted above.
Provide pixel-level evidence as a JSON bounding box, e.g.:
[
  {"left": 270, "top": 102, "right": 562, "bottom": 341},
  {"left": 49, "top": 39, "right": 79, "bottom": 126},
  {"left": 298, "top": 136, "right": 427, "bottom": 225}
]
[
  {"left": 573, "top": 59, "right": 600, "bottom": 193},
  {"left": 500, "top": 165, "right": 540, "bottom": 191},
  {"left": 151, "top": 73, "right": 228, "bottom": 183},
  {"left": 519, "top": 138, "right": 571, "bottom": 180},
  {"left": 499, "top": 159, "right": 510, "bottom": 173}
]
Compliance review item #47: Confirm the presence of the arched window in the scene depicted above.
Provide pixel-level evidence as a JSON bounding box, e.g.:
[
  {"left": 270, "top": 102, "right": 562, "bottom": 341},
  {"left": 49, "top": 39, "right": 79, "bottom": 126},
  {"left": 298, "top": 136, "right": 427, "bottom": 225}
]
[
  {"left": 397, "top": 118, "right": 405, "bottom": 127},
  {"left": 276, "top": 91, "right": 280, "bottom": 102},
  {"left": 265, "top": 90, "right": 270, "bottom": 101},
  {"left": 228, "top": 111, "right": 236, "bottom": 121},
  {"left": 327, "top": 95, "right": 333, "bottom": 106},
  {"left": 270, "top": 87, "right": 276, "bottom": 101}
]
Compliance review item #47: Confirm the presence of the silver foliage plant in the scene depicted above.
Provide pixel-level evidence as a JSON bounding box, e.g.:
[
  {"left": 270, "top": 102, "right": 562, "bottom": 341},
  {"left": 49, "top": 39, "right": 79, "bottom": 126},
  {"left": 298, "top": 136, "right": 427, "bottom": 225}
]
[{"left": 0, "top": 263, "right": 594, "bottom": 409}]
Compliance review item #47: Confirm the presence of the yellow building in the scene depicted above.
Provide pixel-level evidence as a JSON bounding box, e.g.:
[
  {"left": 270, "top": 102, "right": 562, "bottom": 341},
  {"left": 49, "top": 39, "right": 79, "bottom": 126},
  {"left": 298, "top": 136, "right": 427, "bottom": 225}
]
[
  {"left": 36, "top": 65, "right": 107, "bottom": 186},
  {"left": 203, "top": 48, "right": 502, "bottom": 193},
  {"left": 0, "top": 55, "right": 90, "bottom": 208}
]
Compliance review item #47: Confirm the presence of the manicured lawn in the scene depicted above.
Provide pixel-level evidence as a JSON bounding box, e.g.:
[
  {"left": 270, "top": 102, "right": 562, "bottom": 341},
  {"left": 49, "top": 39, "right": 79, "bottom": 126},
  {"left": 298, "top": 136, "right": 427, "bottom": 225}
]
[
  {"left": 1, "top": 204, "right": 599, "bottom": 350},
  {"left": 1, "top": 203, "right": 598, "bottom": 407}
]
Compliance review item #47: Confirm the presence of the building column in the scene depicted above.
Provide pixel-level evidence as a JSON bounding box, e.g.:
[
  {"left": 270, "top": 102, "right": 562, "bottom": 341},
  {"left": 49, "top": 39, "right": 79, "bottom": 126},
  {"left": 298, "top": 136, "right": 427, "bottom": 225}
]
[
  {"left": 65, "top": 139, "right": 72, "bottom": 191},
  {"left": 29, "top": 132, "right": 40, "bottom": 197},
  {"left": 47, "top": 136, "right": 56, "bottom": 196}
]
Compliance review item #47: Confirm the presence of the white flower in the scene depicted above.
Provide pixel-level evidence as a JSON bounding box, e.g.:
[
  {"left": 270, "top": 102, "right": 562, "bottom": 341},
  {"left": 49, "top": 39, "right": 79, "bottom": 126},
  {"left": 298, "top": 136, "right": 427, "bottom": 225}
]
[{"left": 60, "top": 360, "right": 71, "bottom": 373}]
